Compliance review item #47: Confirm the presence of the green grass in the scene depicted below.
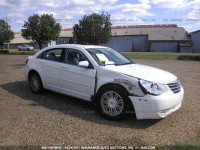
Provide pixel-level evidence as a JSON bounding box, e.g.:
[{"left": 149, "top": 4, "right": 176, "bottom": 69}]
[
  {"left": 9, "top": 51, "right": 37, "bottom": 55},
  {"left": 122, "top": 53, "right": 179, "bottom": 60},
  {"left": 172, "top": 127, "right": 200, "bottom": 150},
  {"left": 0, "top": 49, "right": 9, "bottom": 54},
  {"left": 160, "top": 127, "right": 200, "bottom": 150},
  {"left": 122, "top": 52, "right": 200, "bottom": 61},
  {"left": 178, "top": 55, "right": 200, "bottom": 61}
]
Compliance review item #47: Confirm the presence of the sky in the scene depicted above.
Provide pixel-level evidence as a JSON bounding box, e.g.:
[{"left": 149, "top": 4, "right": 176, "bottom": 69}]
[{"left": 0, "top": 0, "right": 200, "bottom": 32}]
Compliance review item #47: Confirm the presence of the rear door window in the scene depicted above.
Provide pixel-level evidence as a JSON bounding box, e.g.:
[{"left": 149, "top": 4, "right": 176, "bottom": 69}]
[{"left": 37, "top": 49, "right": 64, "bottom": 62}]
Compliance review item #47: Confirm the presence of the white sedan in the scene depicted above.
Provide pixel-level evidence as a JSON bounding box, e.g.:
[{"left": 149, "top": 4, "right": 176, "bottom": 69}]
[
  {"left": 18, "top": 44, "right": 34, "bottom": 51},
  {"left": 25, "top": 44, "right": 184, "bottom": 120}
]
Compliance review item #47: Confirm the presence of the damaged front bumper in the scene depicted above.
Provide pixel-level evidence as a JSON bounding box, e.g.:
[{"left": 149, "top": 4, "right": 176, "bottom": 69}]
[{"left": 129, "top": 86, "right": 184, "bottom": 119}]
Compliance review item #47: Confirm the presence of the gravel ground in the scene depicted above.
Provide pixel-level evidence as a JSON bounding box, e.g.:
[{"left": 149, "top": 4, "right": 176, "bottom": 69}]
[{"left": 0, "top": 55, "right": 200, "bottom": 148}]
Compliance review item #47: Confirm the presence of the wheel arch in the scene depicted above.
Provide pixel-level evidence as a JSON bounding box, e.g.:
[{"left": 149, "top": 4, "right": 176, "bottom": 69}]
[
  {"left": 28, "top": 69, "right": 42, "bottom": 82},
  {"left": 95, "top": 82, "right": 135, "bottom": 114},
  {"left": 96, "top": 83, "right": 129, "bottom": 95},
  {"left": 95, "top": 83, "right": 131, "bottom": 103},
  {"left": 28, "top": 69, "right": 44, "bottom": 93}
]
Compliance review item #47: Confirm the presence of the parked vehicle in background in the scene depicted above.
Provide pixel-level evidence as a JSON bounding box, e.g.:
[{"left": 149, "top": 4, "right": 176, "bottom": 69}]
[
  {"left": 18, "top": 44, "right": 34, "bottom": 51},
  {"left": 25, "top": 44, "right": 184, "bottom": 120}
]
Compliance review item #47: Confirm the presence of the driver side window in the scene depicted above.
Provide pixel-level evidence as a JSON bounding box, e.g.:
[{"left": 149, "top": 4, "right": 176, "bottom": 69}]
[{"left": 65, "top": 49, "right": 87, "bottom": 66}]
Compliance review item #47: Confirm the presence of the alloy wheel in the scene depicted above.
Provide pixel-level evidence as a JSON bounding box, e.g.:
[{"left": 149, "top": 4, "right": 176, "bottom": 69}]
[
  {"left": 30, "top": 75, "right": 40, "bottom": 92},
  {"left": 101, "top": 91, "right": 124, "bottom": 116}
]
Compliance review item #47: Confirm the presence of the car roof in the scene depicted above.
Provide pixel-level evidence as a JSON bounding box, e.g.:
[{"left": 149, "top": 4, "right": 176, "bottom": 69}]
[{"left": 45, "top": 44, "right": 108, "bottom": 50}]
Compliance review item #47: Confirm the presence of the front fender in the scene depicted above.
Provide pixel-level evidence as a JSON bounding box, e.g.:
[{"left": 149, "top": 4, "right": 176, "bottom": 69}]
[{"left": 96, "top": 67, "right": 144, "bottom": 96}]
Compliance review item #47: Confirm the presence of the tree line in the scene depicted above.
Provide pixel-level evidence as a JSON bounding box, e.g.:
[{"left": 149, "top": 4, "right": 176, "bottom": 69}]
[{"left": 0, "top": 12, "right": 112, "bottom": 50}]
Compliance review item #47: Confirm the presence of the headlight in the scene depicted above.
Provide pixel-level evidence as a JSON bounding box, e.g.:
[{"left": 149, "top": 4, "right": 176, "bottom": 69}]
[{"left": 139, "top": 80, "right": 167, "bottom": 96}]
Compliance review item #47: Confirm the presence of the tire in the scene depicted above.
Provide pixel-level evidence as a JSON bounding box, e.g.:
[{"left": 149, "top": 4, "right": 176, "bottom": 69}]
[
  {"left": 96, "top": 85, "right": 131, "bottom": 120},
  {"left": 19, "top": 48, "right": 21, "bottom": 51},
  {"left": 29, "top": 72, "right": 43, "bottom": 93},
  {"left": 27, "top": 48, "right": 30, "bottom": 51}
]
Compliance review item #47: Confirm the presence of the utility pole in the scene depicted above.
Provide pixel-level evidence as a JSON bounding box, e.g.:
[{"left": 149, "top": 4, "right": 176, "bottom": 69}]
[
  {"left": 6, "top": 13, "right": 8, "bottom": 23},
  {"left": 5, "top": 13, "right": 10, "bottom": 50}
]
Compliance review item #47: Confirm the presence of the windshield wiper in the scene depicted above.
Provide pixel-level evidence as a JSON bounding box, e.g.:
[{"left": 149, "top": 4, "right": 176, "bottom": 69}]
[
  {"left": 124, "top": 62, "right": 134, "bottom": 64},
  {"left": 105, "top": 64, "right": 115, "bottom": 66},
  {"left": 115, "top": 62, "right": 134, "bottom": 66}
]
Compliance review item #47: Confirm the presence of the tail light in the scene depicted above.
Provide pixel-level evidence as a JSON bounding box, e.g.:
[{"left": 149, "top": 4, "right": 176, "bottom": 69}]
[{"left": 26, "top": 58, "right": 29, "bottom": 64}]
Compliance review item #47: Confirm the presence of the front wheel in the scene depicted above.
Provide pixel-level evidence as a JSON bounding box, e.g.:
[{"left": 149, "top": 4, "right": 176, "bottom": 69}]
[
  {"left": 29, "top": 73, "right": 43, "bottom": 93},
  {"left": 97, "top": 85, "right": 130, "bottom": 119}
]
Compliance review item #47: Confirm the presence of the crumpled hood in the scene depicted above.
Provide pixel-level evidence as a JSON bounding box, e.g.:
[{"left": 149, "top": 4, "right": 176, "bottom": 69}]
[{"left": 105, "top": 64, "right": 177, "bottom": 84}]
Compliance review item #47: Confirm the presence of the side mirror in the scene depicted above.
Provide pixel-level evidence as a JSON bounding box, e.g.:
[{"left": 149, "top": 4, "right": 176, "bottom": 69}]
[{"left": 78, "top": 61, "right": 89, "bottom": 68}]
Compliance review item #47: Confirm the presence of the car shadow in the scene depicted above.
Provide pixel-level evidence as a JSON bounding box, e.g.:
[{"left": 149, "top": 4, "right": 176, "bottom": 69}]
[{"left": 0, "top": 81, "right": 161, "bottom": 129}]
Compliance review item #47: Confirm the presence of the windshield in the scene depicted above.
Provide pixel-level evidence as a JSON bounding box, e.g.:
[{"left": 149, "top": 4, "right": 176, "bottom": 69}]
[{"left": 86, "top": 48, "right": 133, "bottom": 66}]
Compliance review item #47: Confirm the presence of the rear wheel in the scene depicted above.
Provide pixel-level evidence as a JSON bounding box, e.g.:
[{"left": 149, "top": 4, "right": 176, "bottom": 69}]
[
  {"left": 29, "top": 73, "right": 43, "bottom": 93},
  {"left": 97, "top": 85, "right": 131, "bottom": 120}
]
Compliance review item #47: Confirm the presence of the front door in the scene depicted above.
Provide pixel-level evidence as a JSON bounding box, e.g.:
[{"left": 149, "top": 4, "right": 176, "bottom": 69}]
[{"left": 60, "top": 48, "right": 96, "bottom": 101}]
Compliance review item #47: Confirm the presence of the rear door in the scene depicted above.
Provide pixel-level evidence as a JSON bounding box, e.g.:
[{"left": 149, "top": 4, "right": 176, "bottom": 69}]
[
  {"left": 60, "top": 48, "right": 96, "bottom": 101},
  {"left": 37, "top": 48, "right": 64, "bottom": 92}
]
